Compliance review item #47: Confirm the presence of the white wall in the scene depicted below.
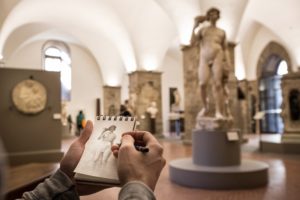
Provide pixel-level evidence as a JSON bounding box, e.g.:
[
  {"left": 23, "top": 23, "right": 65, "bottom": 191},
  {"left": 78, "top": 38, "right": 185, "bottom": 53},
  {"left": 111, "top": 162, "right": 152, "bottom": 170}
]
[
  {"left": 6, "top": 41, "right": 43, "bottom": 69},
  {"left": 68, "top": 44, "right": 103, "bottom": 125},
  {"left": 161, "top": 46, "right": 184, "bottom": 134},
  {"left": 120, "top": 72, "right": 129, "bottom": 103},
  {"left": 4, "top": 41, "right": 103, "bottom": 135}
]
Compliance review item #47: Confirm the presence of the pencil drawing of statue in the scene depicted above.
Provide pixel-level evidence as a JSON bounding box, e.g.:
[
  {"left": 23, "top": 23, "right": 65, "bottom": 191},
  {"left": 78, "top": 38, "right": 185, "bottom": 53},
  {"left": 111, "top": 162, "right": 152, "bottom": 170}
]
[
  {"left": 93, "top": 125, "right": 117, "bottom": 165},
  {"left": 190, "top": 7, "right": 232, "bottom": 119}
]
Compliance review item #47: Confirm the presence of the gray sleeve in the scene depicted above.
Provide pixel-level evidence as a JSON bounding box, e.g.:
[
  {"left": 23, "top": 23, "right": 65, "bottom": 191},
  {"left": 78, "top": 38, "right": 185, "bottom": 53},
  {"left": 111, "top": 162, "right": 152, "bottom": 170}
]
[
  {"left": 119, "top": 181, "right": 156, "bottom": 200},
  {"left": 19, "top": 169, "right": 79, "bottom": 200}
]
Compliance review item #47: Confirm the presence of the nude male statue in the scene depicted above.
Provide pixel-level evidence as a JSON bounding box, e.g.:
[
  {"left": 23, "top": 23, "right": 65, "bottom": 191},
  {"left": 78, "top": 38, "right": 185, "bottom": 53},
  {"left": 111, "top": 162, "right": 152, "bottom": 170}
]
[{"left": 190, "top": 7, "right": 231, "bottom": 119}]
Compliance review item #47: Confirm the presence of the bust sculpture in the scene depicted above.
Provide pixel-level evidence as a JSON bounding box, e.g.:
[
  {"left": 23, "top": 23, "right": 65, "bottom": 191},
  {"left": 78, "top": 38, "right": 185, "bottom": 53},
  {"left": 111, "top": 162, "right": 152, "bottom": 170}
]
[{"left": 147, "top": 101, "right": 158, "bottom": 134}]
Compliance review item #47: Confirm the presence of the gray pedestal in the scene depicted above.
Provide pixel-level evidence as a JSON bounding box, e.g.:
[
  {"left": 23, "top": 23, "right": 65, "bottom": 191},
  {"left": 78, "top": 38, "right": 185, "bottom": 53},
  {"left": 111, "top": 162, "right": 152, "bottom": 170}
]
[
  {"left": 169, "top": 129, "right": 269, "bottom": 189},
  {"left": 193, "top": 130, "right": 240, "bottom": 166}
]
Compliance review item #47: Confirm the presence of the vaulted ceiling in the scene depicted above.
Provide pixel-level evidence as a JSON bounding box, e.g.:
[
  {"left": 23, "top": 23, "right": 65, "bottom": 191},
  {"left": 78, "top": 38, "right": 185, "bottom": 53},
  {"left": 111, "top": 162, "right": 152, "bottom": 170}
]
[{"left": 0, "top": 0, "right": 299, "bottom": 84}]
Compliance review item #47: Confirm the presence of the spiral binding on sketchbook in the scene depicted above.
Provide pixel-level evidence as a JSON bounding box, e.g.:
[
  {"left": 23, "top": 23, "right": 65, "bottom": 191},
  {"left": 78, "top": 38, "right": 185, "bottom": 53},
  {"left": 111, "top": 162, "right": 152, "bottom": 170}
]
[{"left": 96, "top": 115, "right": 135, "bottom": 121}]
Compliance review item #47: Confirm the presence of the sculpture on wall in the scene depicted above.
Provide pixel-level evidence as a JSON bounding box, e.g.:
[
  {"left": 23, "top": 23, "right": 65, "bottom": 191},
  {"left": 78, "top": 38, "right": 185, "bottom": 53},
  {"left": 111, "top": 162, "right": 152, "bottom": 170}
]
[
  {"left": 12, "top": 79, "right": 47, "bottom": 114},
  {"left": 170, "top": 88, "right": 181, "bottom": 113},
  {"left": 190, "top": 7, "right": 232, "bottom": 119},
  {"left": 108, "top": 104, "right": 117, "bottom": 116},
  {"left": 129, "top": 93, "right": 137, "bottom": 116},
  {"left": 140, "top": 81, "right": 159, "bottom": 107}
]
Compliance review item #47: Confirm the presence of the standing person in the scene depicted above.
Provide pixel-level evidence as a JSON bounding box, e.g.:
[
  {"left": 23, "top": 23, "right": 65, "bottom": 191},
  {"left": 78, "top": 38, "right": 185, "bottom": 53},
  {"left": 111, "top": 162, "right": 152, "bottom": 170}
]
[
  {"left": 76, "top": 110, "right": 85, "bottom": 136},
  {"left": 120, "top": 101, "right": 131, "bottom": 117},
  {"left": 190, "top": 7, "right": 232, "bottom": 119},
  {"left": 0, "top": 121, "right": 166, "bottom": 199},
  {"left": 67, "top": 114, "right": 73, "bottom": 133}
]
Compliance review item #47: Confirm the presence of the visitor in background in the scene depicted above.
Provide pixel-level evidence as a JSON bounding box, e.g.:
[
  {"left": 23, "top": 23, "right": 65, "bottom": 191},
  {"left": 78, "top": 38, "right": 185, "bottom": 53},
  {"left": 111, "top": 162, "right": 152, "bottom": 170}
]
[
  {"left": 76, "top": 110, "right": 85, "bottom": 136},
  {"left": 120, "top": 100, "right": 132, "bottom": 117}
]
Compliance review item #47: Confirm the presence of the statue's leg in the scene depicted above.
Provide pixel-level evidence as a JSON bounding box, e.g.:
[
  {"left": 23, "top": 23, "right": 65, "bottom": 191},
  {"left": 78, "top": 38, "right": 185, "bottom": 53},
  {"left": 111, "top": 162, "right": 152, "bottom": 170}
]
[
  {"left": 212, "top": 52, "right": 224, "bottom": 119},
  {"left": 93, "top": 150, "right": 100, "bottom": 162},
  {"left": 198, "top": 59, "right": 210, "bottom": 116},
  {"left": 103, "top": 148, "right": 111, "bottom": 163},
  {"left": 223, "top": 83, "right": 233, "bottom": 119}
]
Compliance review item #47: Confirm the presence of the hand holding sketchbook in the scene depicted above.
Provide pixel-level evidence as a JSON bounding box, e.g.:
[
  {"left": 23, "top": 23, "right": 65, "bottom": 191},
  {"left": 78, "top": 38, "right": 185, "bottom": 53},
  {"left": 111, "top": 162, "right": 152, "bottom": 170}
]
[{"left": 74, "top": 115, "right": 136, "bottom": 185}]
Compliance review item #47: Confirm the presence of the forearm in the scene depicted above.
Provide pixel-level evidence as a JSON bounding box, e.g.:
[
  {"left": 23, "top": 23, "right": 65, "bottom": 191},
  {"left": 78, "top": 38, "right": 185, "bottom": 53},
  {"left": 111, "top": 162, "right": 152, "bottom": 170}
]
[
  {"left": 19, "top": 169, "right": 79, "bottom": 200},
  {"left": 119, "top": 181, "right": 156, "bottom": 200},
  {"left": 190, "top": 31, "right": 199, "bottom": 46}
]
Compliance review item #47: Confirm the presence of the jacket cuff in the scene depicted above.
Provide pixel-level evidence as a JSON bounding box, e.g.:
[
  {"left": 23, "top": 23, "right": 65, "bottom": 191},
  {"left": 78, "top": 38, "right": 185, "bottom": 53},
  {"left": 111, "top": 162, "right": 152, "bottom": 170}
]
[
  {"left": 119, "top": 181, "right": 156, "bottom": 200},
  {"left": 21, "top": 169, "right": 77, "bottom": 200}
]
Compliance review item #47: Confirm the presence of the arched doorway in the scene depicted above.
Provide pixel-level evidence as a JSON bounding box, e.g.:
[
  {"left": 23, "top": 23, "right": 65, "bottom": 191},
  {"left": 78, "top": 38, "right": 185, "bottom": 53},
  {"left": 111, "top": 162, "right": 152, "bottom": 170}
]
[{"left": 257, "top": 42, "right": 291, "bottom": 134}]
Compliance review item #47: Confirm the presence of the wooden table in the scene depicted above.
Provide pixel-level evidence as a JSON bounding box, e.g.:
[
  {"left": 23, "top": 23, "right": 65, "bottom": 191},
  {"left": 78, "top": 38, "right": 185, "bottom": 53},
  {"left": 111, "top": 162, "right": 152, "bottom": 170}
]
[{"left": 5, "top": 163, "right": 59, "bottom": 200}]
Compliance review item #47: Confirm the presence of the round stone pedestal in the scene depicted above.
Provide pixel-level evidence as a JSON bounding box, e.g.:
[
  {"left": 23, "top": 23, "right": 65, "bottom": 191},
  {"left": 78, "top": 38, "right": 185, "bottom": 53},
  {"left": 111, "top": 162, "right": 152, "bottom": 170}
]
[
  {"left": 193, "top": 130, "right": 240, "bottom": 166},
  {"left": 169, "top": 129, "right": 268, "bottom": 189}
]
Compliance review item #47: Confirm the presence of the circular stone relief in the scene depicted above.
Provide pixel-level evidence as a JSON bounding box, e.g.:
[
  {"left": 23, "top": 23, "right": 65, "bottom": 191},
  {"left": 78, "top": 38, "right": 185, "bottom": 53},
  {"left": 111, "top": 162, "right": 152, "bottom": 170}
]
[{"left": 12, "top": 79, "right": 47, "bottom": 114}]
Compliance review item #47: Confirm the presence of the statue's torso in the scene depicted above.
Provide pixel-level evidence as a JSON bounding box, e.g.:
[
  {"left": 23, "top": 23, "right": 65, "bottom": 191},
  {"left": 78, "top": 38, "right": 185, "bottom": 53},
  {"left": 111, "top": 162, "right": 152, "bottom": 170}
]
[
  {"left": 199, "top": 26, "right": 225, "bottom": 61},
  {"left": 102, "top": 131, "right": 116, "bottom": 142}
]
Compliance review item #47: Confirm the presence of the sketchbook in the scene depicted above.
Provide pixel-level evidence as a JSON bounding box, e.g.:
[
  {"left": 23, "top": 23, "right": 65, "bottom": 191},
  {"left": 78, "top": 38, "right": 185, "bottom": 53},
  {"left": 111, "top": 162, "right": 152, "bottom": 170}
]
[{"left": 74, "top": 115, "right": 136, "bottom": 185}]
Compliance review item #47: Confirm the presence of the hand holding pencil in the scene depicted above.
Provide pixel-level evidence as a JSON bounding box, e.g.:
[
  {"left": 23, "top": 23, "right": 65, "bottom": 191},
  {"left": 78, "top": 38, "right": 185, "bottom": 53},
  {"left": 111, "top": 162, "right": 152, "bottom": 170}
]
[{"left": 111, "top": 131, "right": 166, "bottom": 191}]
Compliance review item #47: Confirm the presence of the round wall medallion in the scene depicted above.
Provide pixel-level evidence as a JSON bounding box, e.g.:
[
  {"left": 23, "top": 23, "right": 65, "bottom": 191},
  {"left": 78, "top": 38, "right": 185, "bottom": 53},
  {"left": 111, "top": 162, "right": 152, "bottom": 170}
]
[{"left": 12, "top": 79, "right": 47, "bottom": 114}]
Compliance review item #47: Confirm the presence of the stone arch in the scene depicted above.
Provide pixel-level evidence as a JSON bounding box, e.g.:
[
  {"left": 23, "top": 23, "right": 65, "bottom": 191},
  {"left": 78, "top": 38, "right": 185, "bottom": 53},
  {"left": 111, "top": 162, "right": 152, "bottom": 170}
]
[
  {"left": 256, "top": 41, "right": 291, "bottom": 79},
  {"left": 256, "top": 41, "right": 291, "bottom": 133}
]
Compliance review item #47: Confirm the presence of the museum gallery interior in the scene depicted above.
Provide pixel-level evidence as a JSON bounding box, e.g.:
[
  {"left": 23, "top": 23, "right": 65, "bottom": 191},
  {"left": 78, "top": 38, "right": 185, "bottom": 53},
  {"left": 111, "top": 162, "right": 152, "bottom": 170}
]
[{"left": 1, "top": 0, "right": 300, "bottom": 199}]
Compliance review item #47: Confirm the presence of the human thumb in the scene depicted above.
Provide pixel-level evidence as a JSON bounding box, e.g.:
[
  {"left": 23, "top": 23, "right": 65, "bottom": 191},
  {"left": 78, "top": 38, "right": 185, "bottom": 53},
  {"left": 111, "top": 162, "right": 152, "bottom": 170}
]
[{"left": 78, "top": 120, "right": 93, "bottom": 144}]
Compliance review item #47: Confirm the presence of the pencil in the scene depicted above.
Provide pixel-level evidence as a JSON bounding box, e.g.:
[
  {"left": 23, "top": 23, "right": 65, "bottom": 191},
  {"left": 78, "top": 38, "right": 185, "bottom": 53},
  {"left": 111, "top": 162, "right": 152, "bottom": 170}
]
[
  {"left": 117, "top": 143, "right": 149, "bottom": 153},
  {"left": 134, "top": 145, "right": 149, "bottom": 153}
]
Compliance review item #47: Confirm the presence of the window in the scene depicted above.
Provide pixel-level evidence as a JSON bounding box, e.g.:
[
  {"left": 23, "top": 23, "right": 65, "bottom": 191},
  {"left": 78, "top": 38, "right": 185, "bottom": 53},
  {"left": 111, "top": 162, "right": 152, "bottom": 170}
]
[
  {"left": 44, "top": 43, "right": 71, "bottom": 101},
  {"left": 277, "top": 60, "right": 288, "bottom": 76},
  {"left": 259, "top": 57, "right": 288, "bottom": 133}
]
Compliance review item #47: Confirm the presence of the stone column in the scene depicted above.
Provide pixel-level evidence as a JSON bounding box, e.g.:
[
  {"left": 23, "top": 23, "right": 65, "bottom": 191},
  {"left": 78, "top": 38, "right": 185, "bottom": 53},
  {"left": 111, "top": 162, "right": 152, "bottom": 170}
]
[
  {"left": 128, "top": 71, "right": 163, "bottom": 137},
  {"left": 237, "top": 80, "right": 250, "bottom": 134},
  {"left": 247, "top": 80, "right": 258, "bottom": 134},
  {"left": 181, "top": 42, "right": 237, "bottom": 144},
  {"left": 103, "top": 86, "right": 121, "bottom": 116},
  {"left": 281, "top": 71, "right": 300, "bottom": 143},
  {"left": 227, "top": 42, "right": 238, "bottom": 130},
  {"left": 181, "top": 45, "right": 201, "bottom": 144}
]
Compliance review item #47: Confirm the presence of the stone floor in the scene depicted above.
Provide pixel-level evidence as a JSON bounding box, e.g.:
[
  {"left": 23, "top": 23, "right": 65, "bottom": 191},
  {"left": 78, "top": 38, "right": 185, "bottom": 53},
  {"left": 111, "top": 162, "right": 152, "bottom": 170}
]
[{"left": 63, "top": 134, "right": 300, "bottom": 200}]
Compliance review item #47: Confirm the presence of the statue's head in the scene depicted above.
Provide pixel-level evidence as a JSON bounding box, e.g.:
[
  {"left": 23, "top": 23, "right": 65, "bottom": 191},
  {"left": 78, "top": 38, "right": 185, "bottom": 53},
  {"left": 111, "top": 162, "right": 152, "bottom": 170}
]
[
  {"left": 206, "top": 7, "right": 220, "bottom": 22},
  {"left": 109, "top": 125, "right": 117, "bottom": 132},
  {"left": 150, "top": 101, "right": 157, "bottom": 107}
]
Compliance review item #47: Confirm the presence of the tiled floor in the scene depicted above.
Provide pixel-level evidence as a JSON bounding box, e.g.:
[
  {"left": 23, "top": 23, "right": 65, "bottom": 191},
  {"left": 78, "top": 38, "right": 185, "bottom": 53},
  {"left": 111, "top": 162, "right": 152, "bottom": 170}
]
[{"left": 63, "top": 135, "right": 300, "bottom": 200}]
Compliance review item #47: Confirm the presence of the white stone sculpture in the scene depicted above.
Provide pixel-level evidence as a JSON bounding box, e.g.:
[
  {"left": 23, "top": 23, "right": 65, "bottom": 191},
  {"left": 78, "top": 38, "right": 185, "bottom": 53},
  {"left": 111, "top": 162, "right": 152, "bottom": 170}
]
[
  {"left": 190, "top": 7, "right": 232, "bottom": 119},
  {"left": 12, "top": 79, "right": 47, "bottom": 114}
]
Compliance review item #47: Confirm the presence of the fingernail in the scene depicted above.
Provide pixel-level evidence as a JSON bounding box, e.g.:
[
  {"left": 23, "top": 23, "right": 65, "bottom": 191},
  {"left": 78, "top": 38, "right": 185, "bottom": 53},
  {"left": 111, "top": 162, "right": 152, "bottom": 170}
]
[{"left": 85, "top": 121, "right": 91, "bottom": 129}]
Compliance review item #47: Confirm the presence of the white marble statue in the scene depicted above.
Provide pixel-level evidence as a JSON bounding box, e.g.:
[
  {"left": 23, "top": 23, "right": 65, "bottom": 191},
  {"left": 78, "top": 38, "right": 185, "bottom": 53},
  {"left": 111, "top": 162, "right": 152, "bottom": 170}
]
[
  {"left": 171, "top": 88, "right": 181, "bottom": 113},
  {"left": 190, "top": 7, "right": 232, "bottom": 119},
  {"left": 147, "top": 101, "right": 158, "bottom": 134},
  {"left": 147, "top": 101, "right": 158, "bottom": 119}
]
